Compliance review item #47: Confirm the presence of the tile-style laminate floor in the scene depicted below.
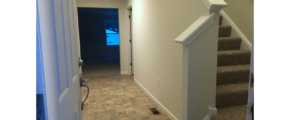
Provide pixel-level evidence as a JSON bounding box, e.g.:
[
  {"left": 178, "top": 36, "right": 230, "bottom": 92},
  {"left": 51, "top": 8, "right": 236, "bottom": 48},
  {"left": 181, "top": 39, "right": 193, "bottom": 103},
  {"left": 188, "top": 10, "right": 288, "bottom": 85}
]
[{"left": 81, "top": 56, "right": 171, "bottom": 120}]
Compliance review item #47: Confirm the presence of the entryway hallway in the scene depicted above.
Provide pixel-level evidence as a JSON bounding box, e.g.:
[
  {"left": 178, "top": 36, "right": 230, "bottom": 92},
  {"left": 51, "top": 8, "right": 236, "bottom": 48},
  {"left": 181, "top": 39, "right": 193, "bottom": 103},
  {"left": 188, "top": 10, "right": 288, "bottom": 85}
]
[{"left": 81, "top": 56, "right": 171, "bottom": 120}]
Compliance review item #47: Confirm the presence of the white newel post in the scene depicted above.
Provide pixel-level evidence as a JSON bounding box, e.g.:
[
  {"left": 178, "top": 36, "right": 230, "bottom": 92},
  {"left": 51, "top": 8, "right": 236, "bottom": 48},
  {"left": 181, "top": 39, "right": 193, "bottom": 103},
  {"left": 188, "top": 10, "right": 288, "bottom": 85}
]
[{"left": 175, "top": 0, "right": 227, "bottom": 119}]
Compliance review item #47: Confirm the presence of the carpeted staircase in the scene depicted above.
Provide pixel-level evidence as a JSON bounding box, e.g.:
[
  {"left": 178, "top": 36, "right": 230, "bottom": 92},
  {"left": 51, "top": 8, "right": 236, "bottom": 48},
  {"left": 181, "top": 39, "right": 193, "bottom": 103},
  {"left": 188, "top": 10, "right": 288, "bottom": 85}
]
[{"left": 212, "top": 15, "right": 251, "bottom": 120}]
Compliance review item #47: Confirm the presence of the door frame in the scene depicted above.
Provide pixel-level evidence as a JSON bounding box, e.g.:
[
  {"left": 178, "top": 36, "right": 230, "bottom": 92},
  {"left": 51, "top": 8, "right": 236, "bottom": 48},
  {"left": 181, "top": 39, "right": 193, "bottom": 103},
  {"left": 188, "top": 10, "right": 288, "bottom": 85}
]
[
  {"left": 247, "top": 28, "right": 254, "bottom": 120},
  {"left": 77, "top": 7, "right": 122, "bottom": 72},
  {"left": 38, "top": 0, "right": 62, "bottom": 119},
  {"left": 36, "top": 1, "right": 48, "bottom": 119},
  {"left": 127, "top": 5, "right": 133, "bottom": 75}
]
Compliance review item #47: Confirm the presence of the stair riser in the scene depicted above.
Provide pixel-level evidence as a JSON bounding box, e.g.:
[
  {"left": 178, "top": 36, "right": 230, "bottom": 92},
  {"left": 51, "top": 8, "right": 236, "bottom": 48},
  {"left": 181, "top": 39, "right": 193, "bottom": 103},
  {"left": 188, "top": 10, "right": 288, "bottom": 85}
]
[
  {"left": 211, "top": 105, "right": 248, "bottom": 120},
  {"left": 217, "top": 70, "right": 250, "bottom": 85},
  {"left": 216, "top": 91, "right": 248, "bottom": 108},
  {"left": 218, "top": 39, "right": 241, "bottom": 51},
  {"left": 218, "top": 26, "right": 231, "bottom": 37},
  {"left": 218, "top": 53, "right": 251, "bottom": 66}
]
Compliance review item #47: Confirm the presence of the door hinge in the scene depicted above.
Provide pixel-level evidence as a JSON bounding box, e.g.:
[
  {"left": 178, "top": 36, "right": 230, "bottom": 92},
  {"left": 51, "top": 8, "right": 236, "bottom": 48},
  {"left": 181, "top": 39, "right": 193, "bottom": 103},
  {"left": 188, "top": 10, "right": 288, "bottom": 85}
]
[
  {"left": 129, "top": 15, "right": 131, "bottom": 18},
  {"left": 250, "top": 73, "right": 256, "bottom": 88},
  {"left": 247, "top": 105, "right": 253, "bottom": 112},
  {"left": 130, "top": 39, "right": 131, "bottom": 42},
  {"left": 130, "top": 63, "right": 132, "bottom": 66}
]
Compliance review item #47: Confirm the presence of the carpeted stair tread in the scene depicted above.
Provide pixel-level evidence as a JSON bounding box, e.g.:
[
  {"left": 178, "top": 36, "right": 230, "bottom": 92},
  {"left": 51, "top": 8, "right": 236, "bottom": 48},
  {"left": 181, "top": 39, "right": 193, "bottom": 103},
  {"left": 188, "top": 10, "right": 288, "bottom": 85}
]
[
  {"left": 212, "top": 105, "right": 247, "bottom": 120},
  {"left": 217, "top": 64, "right": 250, "bottom": 85},
  {"left": 216, "top": 82, "right": 249, "bottom": 108},
  {"left": 218, "top": 50, "right": 251, "bottom": 66},
  {"left": 213, "top": 15, "right": 250, "bottom": 119},
  {"left": 219, "top": 26, "right": 231, "bottom": 37},
  {"left": 219, "top": 15, "right": 223, "bottom": 26},
  {"left": 218, "top": 37, "right": 241, "bottom": 51}
]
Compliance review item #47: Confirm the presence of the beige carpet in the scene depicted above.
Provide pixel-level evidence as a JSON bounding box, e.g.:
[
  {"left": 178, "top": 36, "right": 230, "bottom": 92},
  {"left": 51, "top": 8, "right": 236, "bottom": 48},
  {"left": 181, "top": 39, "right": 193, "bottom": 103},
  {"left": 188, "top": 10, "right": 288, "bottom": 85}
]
[{"left": 212, "top": 15, "right": 251, "bottom": 120}]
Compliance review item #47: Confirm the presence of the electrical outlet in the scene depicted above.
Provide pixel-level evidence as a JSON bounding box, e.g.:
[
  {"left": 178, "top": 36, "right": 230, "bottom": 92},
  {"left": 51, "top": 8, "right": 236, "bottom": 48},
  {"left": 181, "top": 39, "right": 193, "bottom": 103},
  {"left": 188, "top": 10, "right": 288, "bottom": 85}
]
[{"left": 157, "top": 79, "right": 159, "bottom": 87}]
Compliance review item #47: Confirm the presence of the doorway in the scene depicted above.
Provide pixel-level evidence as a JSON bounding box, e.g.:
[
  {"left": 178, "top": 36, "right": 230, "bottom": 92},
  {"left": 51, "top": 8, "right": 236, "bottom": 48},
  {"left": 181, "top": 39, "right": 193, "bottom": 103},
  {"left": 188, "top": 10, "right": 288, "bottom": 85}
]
[{"left": 77, "top": 8, "right": 121, "bottom": 78}]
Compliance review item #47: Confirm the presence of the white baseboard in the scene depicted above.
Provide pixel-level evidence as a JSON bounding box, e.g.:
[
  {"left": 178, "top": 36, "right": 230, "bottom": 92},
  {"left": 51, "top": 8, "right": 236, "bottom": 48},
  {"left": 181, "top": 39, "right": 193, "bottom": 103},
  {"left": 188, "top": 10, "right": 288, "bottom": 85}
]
[
  {"left": 220, "top": 10, "right": 252, "bottom": 50},
  {"left": 120, "top": 71, "right": 128, "bottom": 75},
  {"left": 202, "top": 113, "right": 211, "bottom": 120},
  {"left": 134, "top": 78, "right": 178, "bottom": 120},
  {"left": 202, "top": 107, "right": 217, "bottom": 120}
]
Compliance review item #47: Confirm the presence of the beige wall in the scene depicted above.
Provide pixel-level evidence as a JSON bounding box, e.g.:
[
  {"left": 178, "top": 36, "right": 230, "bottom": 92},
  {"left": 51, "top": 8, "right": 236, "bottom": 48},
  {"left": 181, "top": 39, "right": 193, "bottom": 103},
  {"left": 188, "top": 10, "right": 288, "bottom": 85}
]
[
  {"left": 127, "top": 0, "right": 208, "bottom": 119},
  {"left": 77, "top": 0, "right": 215, "bottom": 119},
  {"left": 222, "top": 0, "right": 254, "bottom": 43},
  {"left": 76, "top": 0, "right": 128, "bottom": 73}
]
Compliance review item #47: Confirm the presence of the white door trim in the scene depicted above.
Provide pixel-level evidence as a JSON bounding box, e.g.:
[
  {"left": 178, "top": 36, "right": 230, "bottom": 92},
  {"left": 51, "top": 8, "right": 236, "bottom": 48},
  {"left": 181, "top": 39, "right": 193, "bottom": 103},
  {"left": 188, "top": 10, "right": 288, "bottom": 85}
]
[
  {"left": 126, "top": 5, "right": 133, "bottom": 75},
  {"left": 38, "top": 0, "right": 60, "bottom": 119},
  {"left": 247, "top": 28, "right": 254, "bottom": 120}
]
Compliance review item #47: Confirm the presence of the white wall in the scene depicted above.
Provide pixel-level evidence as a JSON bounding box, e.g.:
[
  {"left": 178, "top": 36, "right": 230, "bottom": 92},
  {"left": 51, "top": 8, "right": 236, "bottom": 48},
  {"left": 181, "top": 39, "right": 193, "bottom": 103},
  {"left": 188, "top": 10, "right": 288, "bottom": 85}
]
[
  {"left": 126, "top": 0, "right": 208, "bottom": 119},
  {"left": 222, "top": 0, "right": 253, "bottom": 49},
  {"left": 76, "top": 0, "right": 128, "bottom": 73}
]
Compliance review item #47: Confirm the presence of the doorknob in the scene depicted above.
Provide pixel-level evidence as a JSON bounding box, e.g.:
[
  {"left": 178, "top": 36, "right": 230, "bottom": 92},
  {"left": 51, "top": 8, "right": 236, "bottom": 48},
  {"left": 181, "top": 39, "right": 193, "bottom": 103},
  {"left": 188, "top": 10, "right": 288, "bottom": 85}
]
[{"left": 79, "top": 58, "right": 83, "bottom": 67}]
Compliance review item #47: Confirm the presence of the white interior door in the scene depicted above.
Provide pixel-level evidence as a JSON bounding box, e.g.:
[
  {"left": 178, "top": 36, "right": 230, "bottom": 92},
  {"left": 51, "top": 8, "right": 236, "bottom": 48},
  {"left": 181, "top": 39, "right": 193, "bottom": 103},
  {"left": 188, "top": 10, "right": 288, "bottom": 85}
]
[
  {"left": 38, "top": 0, "right": 82, "bottom": 119},
  {"left": 247, "top": 30, "right": 254, "bottom": 120}
]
